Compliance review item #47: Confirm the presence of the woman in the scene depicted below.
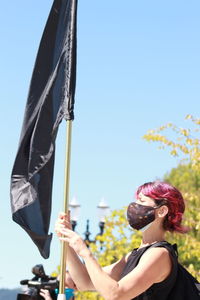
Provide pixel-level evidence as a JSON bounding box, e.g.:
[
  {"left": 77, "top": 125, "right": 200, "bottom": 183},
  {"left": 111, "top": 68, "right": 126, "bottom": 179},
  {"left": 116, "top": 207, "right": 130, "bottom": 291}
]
[{"left": 55, "top": 181, "right": 188, "bottom": 300}]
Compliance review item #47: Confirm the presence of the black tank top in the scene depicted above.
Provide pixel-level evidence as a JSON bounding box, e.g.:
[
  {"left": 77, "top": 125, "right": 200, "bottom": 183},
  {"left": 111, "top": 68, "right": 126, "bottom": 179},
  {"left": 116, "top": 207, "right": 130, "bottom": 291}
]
[{"left": 120, "top": 241, "right": 177, "bottom": 300}]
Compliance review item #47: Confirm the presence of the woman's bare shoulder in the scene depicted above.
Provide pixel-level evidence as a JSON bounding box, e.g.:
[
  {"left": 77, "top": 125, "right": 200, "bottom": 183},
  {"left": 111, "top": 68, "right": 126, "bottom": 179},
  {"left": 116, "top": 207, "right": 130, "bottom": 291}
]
[
  {"left": 138, "top": 246, "right": 172, "bottom": 282},
  {"left": 141, "top": 246, "right": 172, "bottom": 262}
]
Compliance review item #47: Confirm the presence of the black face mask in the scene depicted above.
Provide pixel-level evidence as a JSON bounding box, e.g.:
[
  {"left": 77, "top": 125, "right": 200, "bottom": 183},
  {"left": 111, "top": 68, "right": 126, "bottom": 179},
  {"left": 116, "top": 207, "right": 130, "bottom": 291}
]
[{"left": 127, "top": 202, "right": 161, "bottom": 231}]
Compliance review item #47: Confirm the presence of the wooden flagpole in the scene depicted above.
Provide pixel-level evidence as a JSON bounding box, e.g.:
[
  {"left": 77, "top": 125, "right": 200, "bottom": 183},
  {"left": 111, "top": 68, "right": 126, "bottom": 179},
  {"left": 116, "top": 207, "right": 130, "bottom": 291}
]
[
  {"left": 58, "top": 0, "right": 77, "bottom": 298},
  {"left": 58, "top": 120, "right": 73, "bottom": 300}
]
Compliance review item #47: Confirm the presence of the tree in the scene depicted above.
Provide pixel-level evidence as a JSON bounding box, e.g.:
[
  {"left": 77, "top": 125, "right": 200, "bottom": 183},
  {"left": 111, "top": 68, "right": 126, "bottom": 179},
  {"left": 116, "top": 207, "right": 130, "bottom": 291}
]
[
  {"left": 143, "top": 114, "right": 200, "bottom": 170},
  {"left": 143, "top": 115, "right": 200, "bottom": 280}
]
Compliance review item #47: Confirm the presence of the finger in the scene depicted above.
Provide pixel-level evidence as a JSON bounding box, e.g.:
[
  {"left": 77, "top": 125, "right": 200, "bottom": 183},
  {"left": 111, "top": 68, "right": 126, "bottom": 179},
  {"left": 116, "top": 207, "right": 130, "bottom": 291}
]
[
  {"left": 55, "top": 225, "right": 65, "bottom": 233},
  {"left": 40, "top": 289, "right": 48, "bottom": 293},
  {"left": 59, "top": 221, "right": 72, "bottom": 231},
  {"left": 55, "top": 221, "right": 70, "bottom": 230},
  {"left": 59, "top": 211, "right": 67, "bottom": 217},
  {"left": 55, "top": 226, "right": 69, "bottom": 236},
  {"left": 39, "top": 290, "right": 45, "bottom": 296},
  {"left": 55, "top": 220, "right": 72, "bottom": 236},
  {"left": 58, "top": 212, "right": 67, "bottom": 221},
  {"left": 59, "top": 231, "right": 70, "bottom": 239},
  {"left": 57, "top": 215, "right": 70, "bottom": 226},
  {"left": 55, "top": 230, "right": 66, "bottom": 238},
  {"left": 55, "top": 223, "right": 67, "bottom": 230},
  {"left": 66, "top": 213, "right": 71, "bottom": 223},
  {"left": 60, "top": 228, "right": 73, "bottom": 236},
  {"left": 59, "top": 237, "right": 69, "bottom": 242}
]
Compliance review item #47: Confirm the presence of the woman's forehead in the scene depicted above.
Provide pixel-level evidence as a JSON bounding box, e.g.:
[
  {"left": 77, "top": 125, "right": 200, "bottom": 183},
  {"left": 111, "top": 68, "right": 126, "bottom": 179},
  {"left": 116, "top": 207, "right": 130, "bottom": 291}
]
[
  {"left": 138, "top": 192, "right": 155, "bottom": 202},
  {"left": 138, "top": 192, "right": 148, "bottom": 199}
]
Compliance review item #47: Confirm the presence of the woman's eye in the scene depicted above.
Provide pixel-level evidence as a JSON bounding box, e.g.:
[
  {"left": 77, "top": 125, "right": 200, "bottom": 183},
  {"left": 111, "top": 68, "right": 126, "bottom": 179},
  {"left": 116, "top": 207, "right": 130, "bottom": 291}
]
[{"left": 137, "top": 199, "right": 144, "bottom": 203}]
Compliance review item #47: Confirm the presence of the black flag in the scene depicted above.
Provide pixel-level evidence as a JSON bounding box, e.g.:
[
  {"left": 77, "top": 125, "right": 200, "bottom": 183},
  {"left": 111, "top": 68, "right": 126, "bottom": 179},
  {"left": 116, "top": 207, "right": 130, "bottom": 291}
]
[{"left": 10, "top": 0, "right": 77, "bottom": 258}]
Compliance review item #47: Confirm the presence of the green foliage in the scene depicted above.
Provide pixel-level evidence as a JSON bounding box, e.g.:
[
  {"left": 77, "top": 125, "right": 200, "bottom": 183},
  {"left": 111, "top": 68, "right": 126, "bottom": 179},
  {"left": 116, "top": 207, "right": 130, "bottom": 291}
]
[
  {"left": 164, "top": 164, "right": 200, "bottom": 279},
  {"left": 143, "top": 115, "right": 200, "bottom": 280},
  {"left": 164, "top": 164, "right": 200, "bottom": 238},
  {"left": 164, "top": 164, "right": 200, "bottom": 193},
  {"left": 143, "top": 114, "right": 200, "bottom": 170}
]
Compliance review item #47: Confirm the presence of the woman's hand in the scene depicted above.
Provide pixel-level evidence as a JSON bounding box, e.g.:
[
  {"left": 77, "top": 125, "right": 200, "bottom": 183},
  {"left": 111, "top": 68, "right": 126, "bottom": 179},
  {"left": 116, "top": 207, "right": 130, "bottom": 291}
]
[
  {"left": 55, "top": 212, "right": 90, "bottom": 258},
  {"left": 55, "top": 212, "right": 72, "bottom": 237},
  {"left": 39, "top": 289, "right": 52, "bottom": 300},
  {"left": 59, "top": 227, "right": 90, "bottom": 258}
]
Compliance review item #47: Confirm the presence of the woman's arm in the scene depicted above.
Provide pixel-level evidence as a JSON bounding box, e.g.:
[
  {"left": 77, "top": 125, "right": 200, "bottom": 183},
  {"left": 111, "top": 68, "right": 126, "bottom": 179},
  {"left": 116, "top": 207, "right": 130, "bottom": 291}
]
[
  {"left": 66, "top": 245, "right": 95, "bottom": 290},
  {"left": 55, "top": 213, "right": 129, "bottom": 290},
  {"left": 82, "top": 246, "right": 171, "bottom": 300},
  {"left": 66, "top": 247, "right": 130, "bottom": 291},
  {"left": 60, "top": 227, "right": 172, "bottom": 300},
  {"left": 102, "top": 252, "right": 131, "bottom": 281}
]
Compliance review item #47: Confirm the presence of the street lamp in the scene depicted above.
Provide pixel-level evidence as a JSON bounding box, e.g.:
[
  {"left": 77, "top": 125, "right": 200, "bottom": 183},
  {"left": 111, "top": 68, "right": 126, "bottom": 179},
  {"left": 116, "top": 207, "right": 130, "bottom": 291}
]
[
  {"left": 69, "top": 196, "right": 80, "bottom": 231},
  {"left": 84, "top": 198, "right": 110, "bottom": 246},
  {"left": 97, "top": 197, "right": 110, "bottom": 235},
  {"left": 69, "top": 196, "right": 110, "bottom": 247},
  {"left": 84, "top": 219, "right": 92, "bottom": 247}
]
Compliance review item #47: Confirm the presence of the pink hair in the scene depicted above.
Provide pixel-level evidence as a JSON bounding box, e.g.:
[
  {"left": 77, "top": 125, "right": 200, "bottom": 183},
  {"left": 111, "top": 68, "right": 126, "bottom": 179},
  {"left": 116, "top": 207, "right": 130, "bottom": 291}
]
[{"left": 135, "top": 181, "right": 189, "bottom": 233}]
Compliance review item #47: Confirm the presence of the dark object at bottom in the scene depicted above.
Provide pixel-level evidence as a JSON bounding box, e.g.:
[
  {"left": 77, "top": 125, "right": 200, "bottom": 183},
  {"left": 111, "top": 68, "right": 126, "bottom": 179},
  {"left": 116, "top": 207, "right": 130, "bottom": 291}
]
[{"left": 17, "top": 264, "right": 58, "bottom": 300}]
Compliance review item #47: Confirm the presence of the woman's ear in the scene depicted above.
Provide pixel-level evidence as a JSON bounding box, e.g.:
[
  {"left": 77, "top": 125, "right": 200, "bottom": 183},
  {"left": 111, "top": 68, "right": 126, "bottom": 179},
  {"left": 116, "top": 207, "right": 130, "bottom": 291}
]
[{"left": 157, "top": 205, "right": 168, "bottom": 218}]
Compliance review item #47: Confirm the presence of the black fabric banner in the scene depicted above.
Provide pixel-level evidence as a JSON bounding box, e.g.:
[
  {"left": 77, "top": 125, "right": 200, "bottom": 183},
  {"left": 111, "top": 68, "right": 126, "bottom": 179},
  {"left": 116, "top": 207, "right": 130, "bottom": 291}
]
[{"left": 10, "top": 0, "right": 77, "bottom": 258}]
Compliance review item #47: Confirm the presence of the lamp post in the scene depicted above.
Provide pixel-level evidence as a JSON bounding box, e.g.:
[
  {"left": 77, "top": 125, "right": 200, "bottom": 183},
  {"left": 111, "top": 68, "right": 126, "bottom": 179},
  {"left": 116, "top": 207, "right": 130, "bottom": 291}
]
[
  {"left": 84, "top": 198, "right": 110, "bottom": 247},
  {"left": 69, "top": 196, "right": 110, "bottom": 246},
  {"left": 69, "top": 197, "right": 80, "bottom": 231},
  {"left": 84, "top": 219, "right": 92, "bottom": 247},
  {"left": 97, "top": 197, "right": 110, "bottom": 235}
]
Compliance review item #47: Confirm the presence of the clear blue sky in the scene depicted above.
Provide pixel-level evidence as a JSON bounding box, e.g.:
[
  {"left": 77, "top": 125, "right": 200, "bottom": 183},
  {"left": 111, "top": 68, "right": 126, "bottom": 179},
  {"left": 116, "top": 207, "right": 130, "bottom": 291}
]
[{"left": 0, "top": 0, "right": 199, "bottom": 289}]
